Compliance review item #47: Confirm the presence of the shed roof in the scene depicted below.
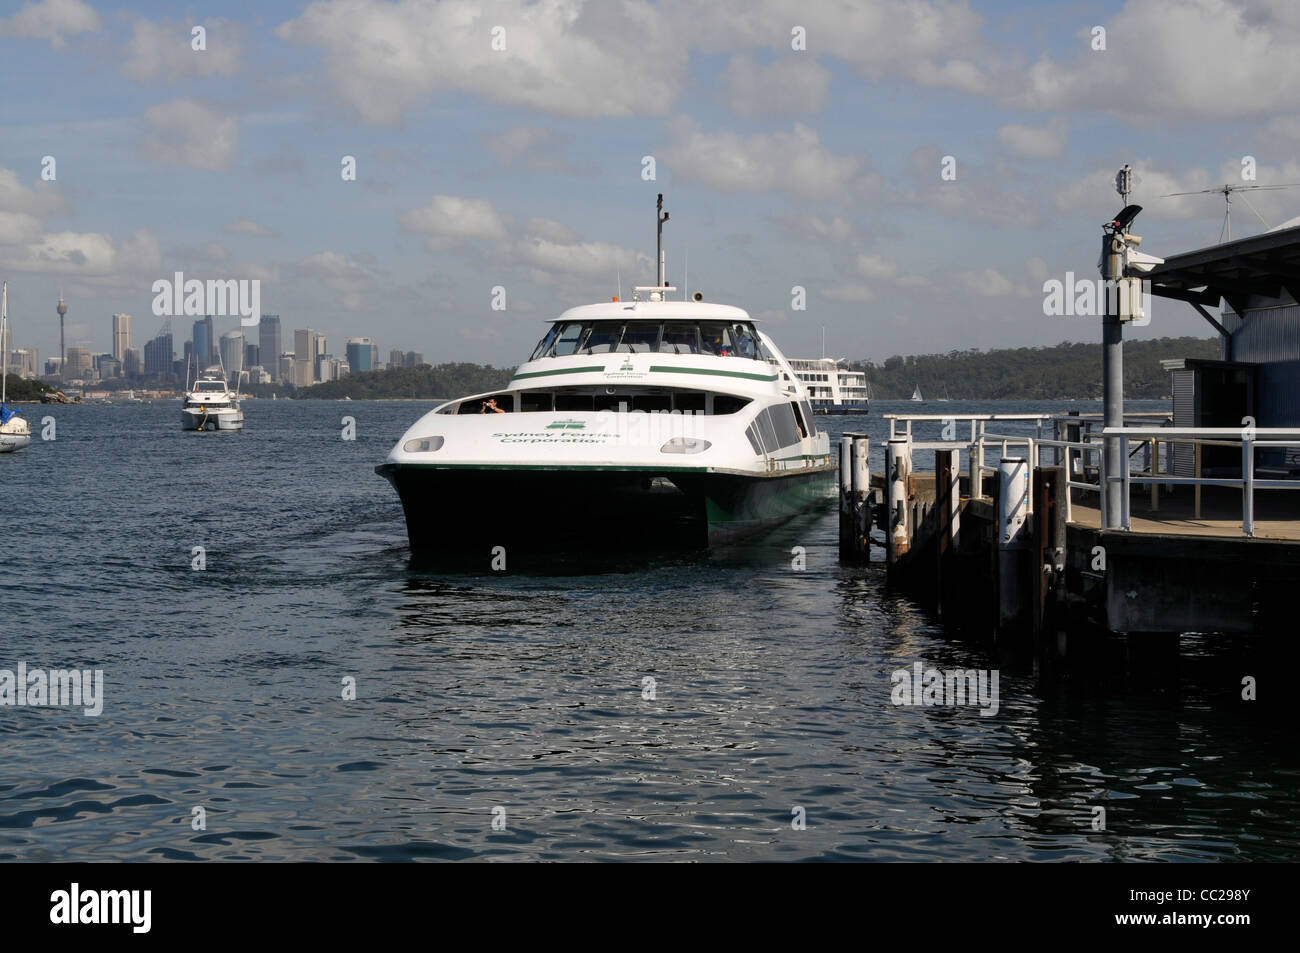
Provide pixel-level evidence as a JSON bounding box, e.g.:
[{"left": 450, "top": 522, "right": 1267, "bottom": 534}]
[{"left": 1145, "top": 223, "right": 1300, "bottom": 315}]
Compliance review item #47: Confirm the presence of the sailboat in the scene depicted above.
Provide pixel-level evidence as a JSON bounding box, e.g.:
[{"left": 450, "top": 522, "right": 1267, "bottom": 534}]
[
  {"left": 0, "top": 282, "right": 33, "bottom": 453},
  {"left": 910, "top": 384, "right": 923, "bottom": 402}
]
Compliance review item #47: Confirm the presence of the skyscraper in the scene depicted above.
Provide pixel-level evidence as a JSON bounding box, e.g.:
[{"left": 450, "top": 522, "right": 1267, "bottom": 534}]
[
  {"left": 293, "top": 328, "right": 315, "bottom": 386},
  {"left": 111, "top": 313, "right": 131, "bottom": 362},
  {"left": 65, "top": 346, "right": 93, "bottom": 380},
  {"left": 219, "top": 330, "right": 244, "bottom": 377},
  {"left": 193, "top": 316, "right": 214, "bottom": 368},
  {"left": 259, "top": 315, "right": 281, "bottom": 382},
  {"left": 144, "top": 331, "right": 173, "bottom": 378},
  {"left": 346, "top": 337, "right": 374, "bottom": 372},
  {"left": 390, "top": 349, "right": 403, "bottom": 368}
]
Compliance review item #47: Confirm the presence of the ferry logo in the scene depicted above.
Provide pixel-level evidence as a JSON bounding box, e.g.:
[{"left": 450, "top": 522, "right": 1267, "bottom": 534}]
[
  {"left": 545, "top": 419, "right": 586, "bottom": 430},
  {"left": 619, "top": 358, "right": 634, "bottom": 372},
  {"left": 890, "top": 662, "right": 999, "bottom": 716},
  {"left": 151, "top": 271, "right": 261, "bottom": 327}
]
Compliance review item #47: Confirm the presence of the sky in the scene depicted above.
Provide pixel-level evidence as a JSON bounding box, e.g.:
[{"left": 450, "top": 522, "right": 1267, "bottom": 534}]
[{"left": 3, "top": 0, "right": 1300, "bottom": 368}]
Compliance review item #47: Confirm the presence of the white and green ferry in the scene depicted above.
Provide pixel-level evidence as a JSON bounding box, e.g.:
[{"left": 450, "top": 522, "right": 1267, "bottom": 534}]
[{"left": 378, "top": 200, "right": 835, "bottom": 556}]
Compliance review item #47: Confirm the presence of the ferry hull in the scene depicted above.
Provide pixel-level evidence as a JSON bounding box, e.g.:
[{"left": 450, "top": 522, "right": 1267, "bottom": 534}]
[{"left": 376, "top": 463, "right": 834, "bottom": 559}]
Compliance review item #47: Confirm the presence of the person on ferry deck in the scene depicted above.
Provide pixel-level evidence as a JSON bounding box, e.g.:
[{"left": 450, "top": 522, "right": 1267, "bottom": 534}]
[{"left": 481, "top": 398, "right": 506, "bottom": 414}]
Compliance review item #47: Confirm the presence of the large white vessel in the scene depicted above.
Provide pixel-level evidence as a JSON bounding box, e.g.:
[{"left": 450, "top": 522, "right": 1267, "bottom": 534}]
[
  {"left": 777, "top": 357, "right": 870, "bottom": 415},
  {"left": 0, "top": 282, "right": 32, "bottom": 454},
  {"left": 180, "top": 367, "right": 244, "bottom": 431},
  {"left": 378, "top": 198, "right": 834, "bottom": 556}
]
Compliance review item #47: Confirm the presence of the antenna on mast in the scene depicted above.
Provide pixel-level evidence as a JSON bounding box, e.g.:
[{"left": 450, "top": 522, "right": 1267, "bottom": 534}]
[
  {"left": 1164, "top": 182, "right": 1299, "bottom": 243},
  {"left": 656, "top": 193, "right": 669, "bottom": 287}
]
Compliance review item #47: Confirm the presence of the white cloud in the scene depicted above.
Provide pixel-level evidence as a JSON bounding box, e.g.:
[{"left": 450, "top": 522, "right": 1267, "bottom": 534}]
[
  {"left": 513, "top": 237, "right": 647, "bottom": 277},
  {"left": 661, "top": 121, "right": 866, "bottom": 200},
  {"left": 1007, "top": 0, "right": 1300, "bottom": 122},
  {"left": 123, "top": 18, "right": 242, "bottom": 81},
  {"left": 0, "top": 211, "right": 44, "bottom": 245},
  {"left": 0, "top": 0, "right": 100, "bottom": 49},
  {"left": 996, "top": 118, "right": 1068, "bottom": 160},
  {"left": 275, "top": 0, "right": 686, "bottom": 124},
  {"left": 0, "top": 167, "right": 69, "bottom": 217},
  {"left": 141, "top": 99, "right": 239, "bottom": 172},
  {"left": 400, "top": 195, "right": 510, "bottom": 245},
  {"left": 724, "top": 54, "right": 830, "bottom": 117},
  {"left": 223, "top": 218, "right": 278, "bottom": 237},
  {"left": 523, "top": 218, "right": 578, "bottom": 244},
  {"left": 957, "top": 268, "right": 1029, "bottom": 298},
  {"left": 856, "top": 254, "right": 898, "bottom": 280},
  {"left": 822, "top": 284, "right": 875, "bottom": 303}
]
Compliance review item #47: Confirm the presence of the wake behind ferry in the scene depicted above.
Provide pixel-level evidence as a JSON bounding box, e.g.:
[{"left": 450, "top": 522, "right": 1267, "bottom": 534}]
[{"left": 378, "top": 197, "right": 835, "bottom": 556}]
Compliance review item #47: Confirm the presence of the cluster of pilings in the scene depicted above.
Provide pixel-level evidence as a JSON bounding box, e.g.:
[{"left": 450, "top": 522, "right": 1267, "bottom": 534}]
[{"left": 839, "top": 438, "right": 1077, "bottom": 657}]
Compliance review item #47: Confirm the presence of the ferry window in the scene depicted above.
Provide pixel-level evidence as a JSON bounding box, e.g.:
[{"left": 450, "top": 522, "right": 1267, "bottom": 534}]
[
  {"left": 530, "top": 325, "right": 561, "bottom": 361},
  {"left": 699, "top": 322, "right": 734, "bottom": 356},
  {"left": 593, "top": 394, "right": 624, "bottom": 411},
  {"left": 632, "top": 394, "right": 672, "bottom": 411},
  {"left": 520, "top": 391, "right": 553, "bottom": 412},
  {"left": 551, "top": 322, "right": 587, "bottom": 357},
  {"left": 618, "top": 323, "right": 660, "bottom": 352},
  {"left": 756, "top": 408, "right": 778, "bottom": 452},
  {"left": 712, "top": 394, "right": 750, "bottom": 415},
  {"left": 791, "top": 402, "right": 808, "bottom": 439},
  {"left": 673, "top": 391, "right": 706, "bottom": 412},
  {"left": 744, "top": 423, "right": 764, "bottom": 455},
  {"left": 769, "top": 403, "right": 801, "bottom": 447},
  {"left": 555, "top": 393, "right": 594, "bottom": 411},
  {"left": 579, "top": 323, "right": 622, "bottom": 354},
  {"left": 458, "top": 393, "right": 515, "bottom": 414},
  {"left": 799, "top": 400, "right": 818, "bottom": 434},
  {"left": 731, "top": 323, "right": 758, "bottom": 359},
  {"left": 660, "top": 322, "right": 700, "bottom": 354}
]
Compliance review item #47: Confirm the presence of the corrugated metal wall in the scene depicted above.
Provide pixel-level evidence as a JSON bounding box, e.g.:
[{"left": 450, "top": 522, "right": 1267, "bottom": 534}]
[
  {"left": 1231, "top": 302, "right": 1300, "bottom": 363},
  {"left": 1172, "top": 368, "right": 1195, "bottom": 476}
]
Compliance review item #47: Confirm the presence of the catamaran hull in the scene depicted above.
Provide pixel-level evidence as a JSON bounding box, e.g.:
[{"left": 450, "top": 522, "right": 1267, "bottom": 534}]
[
  {"left": 376, "top": 463, "right": 834, "bottom": 558},
  {"left": 181, "top": 408, "right": 244, "bottom": 431}
]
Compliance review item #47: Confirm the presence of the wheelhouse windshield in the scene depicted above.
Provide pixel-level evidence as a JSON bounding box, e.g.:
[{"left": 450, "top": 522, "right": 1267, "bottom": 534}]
[{"left": 529, "top": 320, "right": 760, "bottom": 359}]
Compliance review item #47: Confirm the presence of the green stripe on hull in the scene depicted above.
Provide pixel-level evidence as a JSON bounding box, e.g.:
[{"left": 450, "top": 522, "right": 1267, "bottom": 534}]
[
  {"left": 648, "top": 365, "right": 778, "bottom": 381},
  {"left": 511, "top": 365, "right": 606, "bottom": 380}
]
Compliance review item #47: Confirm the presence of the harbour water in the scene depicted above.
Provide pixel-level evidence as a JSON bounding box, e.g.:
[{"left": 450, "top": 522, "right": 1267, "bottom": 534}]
[{"left": 1, "top": 399, "right": 1295, "bottom": 861}]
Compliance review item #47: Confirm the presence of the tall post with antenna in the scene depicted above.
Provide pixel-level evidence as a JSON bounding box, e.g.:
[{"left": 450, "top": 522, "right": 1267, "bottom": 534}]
[
  {"left": 56, "top": 291, "right": 67, "bottom": 379},
  {"left": 656, "top": 193, "right": 669, "bottom": 287},
  {"left": 1101, "top": 166, "right": 1136, "bottom": 529}
]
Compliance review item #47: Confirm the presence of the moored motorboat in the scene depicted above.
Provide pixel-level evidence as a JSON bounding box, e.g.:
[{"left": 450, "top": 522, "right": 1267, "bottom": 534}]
[
  {"left": 180, "top": 366, "right": 244, "bottom": 431},
  {"left": 0, "top": 282, "right": 32, "bottom": 454}
]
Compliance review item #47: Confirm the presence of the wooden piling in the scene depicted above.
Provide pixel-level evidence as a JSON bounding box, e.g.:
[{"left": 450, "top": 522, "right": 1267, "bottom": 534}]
[{"left": 887, "top": 438, "right": 911, "bottom": 567}]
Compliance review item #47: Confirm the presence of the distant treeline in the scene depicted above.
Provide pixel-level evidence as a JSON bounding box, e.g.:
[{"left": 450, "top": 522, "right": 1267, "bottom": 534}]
[
  {"left": 856, "top": 336, "right": 1222, "bottom": 400},
  {"left": 2, "top": 374, "right": 54, "bottom": 401},
  {"left": 291, "top": 363, "right": 514, "bottom": 399}
]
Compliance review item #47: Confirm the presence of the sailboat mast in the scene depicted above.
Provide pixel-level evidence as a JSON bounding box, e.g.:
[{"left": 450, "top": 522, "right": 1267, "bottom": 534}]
[{"left": 1, "top": 281, "right": 6, "bottom": 406}]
